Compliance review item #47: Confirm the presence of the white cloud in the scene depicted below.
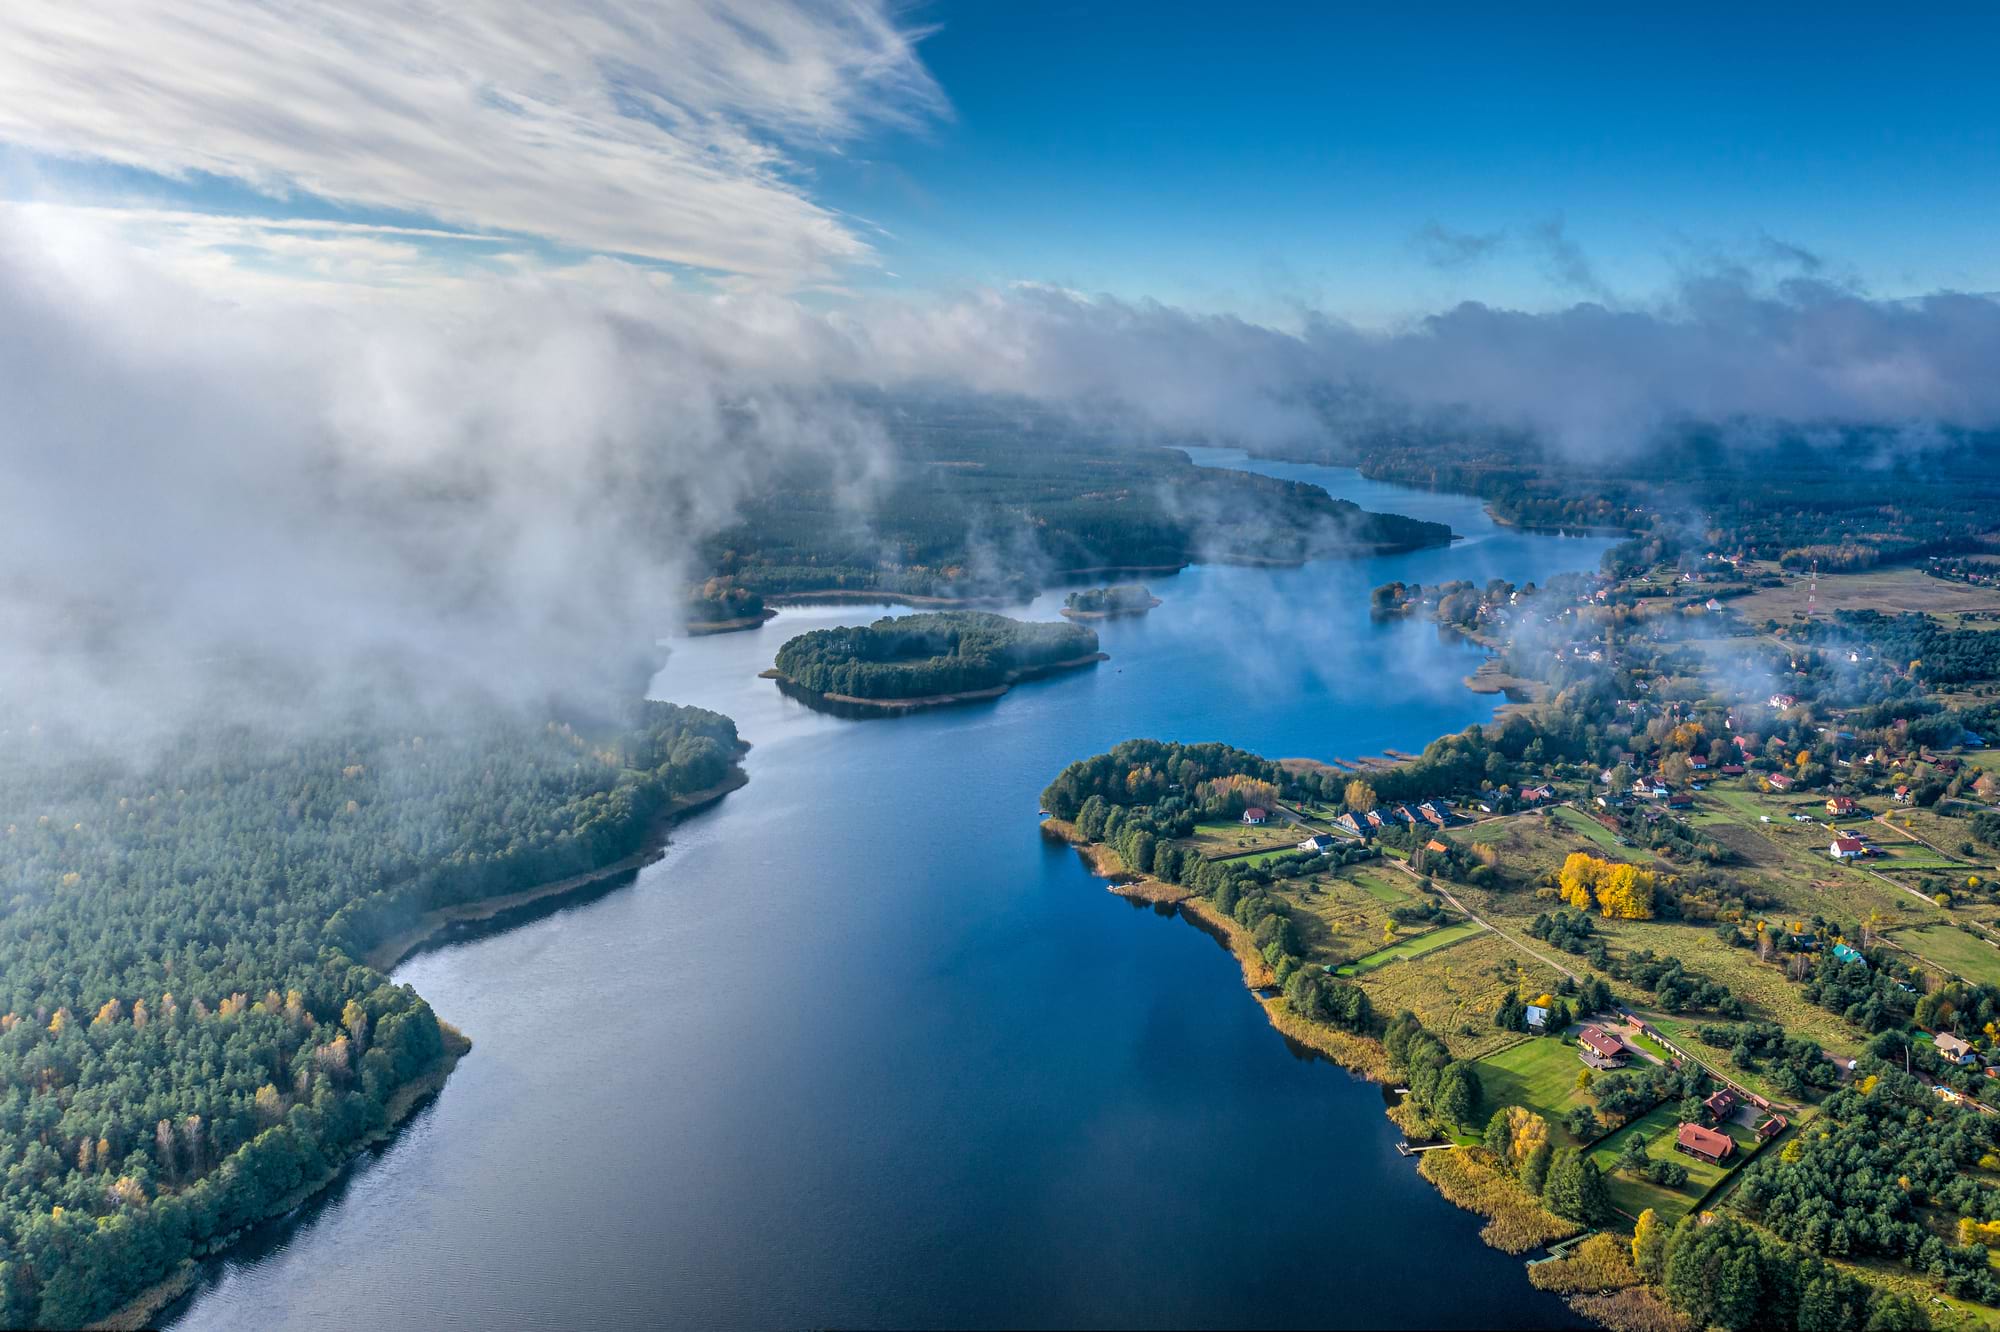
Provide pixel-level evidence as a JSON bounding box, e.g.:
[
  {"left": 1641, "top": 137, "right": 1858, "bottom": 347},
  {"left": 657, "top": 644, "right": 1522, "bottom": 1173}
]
[{"left": 0, "top": 0, "right": 943, "bottom": 280}]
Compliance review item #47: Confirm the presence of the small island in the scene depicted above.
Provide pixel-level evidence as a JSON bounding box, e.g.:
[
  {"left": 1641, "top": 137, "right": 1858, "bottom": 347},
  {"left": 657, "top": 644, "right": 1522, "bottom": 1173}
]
[
  {"left": 683, "top": 579, "right": 777, "bottom": 635},
  {"left": 763, "top": 611, "right": 1105, "bottom": 716},
  {"left": 1060, "top": 584, "right": 1161, "bottom": 620}
]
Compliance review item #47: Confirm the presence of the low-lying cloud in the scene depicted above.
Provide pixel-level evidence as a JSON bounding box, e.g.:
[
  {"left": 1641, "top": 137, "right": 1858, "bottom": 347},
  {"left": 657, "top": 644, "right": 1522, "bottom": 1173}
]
[{"left": 5, "top": 227, "right": 2000, "bottom": 748}]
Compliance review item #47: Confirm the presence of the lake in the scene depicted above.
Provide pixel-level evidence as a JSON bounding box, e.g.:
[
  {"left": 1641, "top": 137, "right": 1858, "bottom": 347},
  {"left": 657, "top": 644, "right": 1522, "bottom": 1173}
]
[{"left": 166, "top": 452, "right": 1613, "bottom": 1330}]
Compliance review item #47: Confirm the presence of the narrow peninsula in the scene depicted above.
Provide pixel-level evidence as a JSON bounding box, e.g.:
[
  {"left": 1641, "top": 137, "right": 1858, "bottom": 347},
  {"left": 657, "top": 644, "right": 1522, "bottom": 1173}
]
[{"left": 764, "top": 610, "right": 1104, "bottom": 716}]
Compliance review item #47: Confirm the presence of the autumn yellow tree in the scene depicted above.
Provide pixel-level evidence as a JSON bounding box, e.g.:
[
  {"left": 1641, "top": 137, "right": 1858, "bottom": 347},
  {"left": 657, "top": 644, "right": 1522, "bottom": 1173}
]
[
  {"left": 1344, "top": 779, "right": 1378, "bottom": 812},
  {"left": 1501, "top": 1105, "right": 1551, "bottom": 1174},
  {"left": 1558, "top": 852, "right": 1601, "bottom": 911},
  {"left": 1596, "top": 863, "right": 1657, "bottom": 920},
  {"left": 342, "top": 998, "right": 369, "bottom": 1055}
]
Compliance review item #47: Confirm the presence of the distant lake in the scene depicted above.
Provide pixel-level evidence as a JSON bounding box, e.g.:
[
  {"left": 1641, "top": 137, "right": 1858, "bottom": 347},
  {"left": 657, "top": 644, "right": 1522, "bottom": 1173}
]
[{"left": 166, "top": 452, "right": 1612, "bottom": 1330}]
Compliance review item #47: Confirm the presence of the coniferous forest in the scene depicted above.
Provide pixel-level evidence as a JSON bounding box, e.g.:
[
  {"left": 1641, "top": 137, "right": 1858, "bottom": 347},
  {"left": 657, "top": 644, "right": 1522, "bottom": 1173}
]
[{"left": 0, "top": 700, "right": 738, "bottom": 1327}]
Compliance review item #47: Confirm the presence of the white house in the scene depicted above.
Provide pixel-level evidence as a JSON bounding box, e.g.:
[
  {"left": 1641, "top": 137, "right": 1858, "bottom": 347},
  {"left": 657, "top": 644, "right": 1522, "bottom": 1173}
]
[{"left": 1829, "top": 837, "right": 1865, "bottom": 861}]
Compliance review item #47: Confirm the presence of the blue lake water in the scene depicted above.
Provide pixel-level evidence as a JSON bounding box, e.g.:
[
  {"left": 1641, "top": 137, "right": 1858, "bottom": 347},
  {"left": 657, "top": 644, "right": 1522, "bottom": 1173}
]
[{"left": 166, "top": 452, "right": 1613, "bottom": 1329}]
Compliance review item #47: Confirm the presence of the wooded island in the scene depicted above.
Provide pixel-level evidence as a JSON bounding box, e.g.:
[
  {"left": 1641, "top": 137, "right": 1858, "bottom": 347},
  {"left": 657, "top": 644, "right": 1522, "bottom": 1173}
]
[{"left": 766, "top": 611, "right": 1103, "bottom": 715}]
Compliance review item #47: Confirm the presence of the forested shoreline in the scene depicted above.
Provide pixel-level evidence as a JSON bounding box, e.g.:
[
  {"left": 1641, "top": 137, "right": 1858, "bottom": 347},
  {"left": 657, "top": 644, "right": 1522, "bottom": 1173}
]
[
  {"left": 0, "top": 699, "right": 742, "bottom": 1328},
  {"left": 696, "top": 399, "right": 1452, "bottom": 602}
]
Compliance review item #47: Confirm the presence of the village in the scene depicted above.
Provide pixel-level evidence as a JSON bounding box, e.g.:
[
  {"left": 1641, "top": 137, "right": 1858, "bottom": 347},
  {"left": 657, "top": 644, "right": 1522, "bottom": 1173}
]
[{"left": 1045, "top": 541, "right": 2000, "bottom": 1324}]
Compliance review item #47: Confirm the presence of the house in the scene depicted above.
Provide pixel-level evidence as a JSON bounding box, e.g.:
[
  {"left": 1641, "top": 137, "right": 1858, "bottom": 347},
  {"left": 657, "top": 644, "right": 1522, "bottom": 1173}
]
[
  {"left": 1829, "top": 838, "right": 1865, "bottom": 861},
  {"left": 1721, "top": 764, "right": 1746, "bottom": 777},
  {"left": 1364, "top": 808, "right": 1388, "bottom": 829},
  {"left": 1826, "top": 796, "right": 1857, "bottom": 817},
  {"left": 1525, "top": 1004, "right": 1551, "bottom": 1032},
  {"left": 1755, "top": 1113, "right": 1788, "bottom": 1142},
  {"left": 1705, "top": 598, "right": 1724, "bottom": 612},
  {"left": 1425, "top": 838, "right": 1449, "bottom": 854},
  {"left": 1335, "top": 813, "right": 1371, "bottom": 839},
  {"left": 1418, "top": 800, "right": 1451, "bottom": 827},
  {"left": 1936, "top": 1032, "right": 1977, "bottom": 1065},
  {"left": 1893, "top": 785, "right": 1912, "bottom": 804},
  {"left": 1667, "top": 793, "right": 1694, "bottom": 810},
  {"left": 1521, "top": 783, "right": 1556, "bottom": 804},
  {"left": 1297, "top": 833, "right": 1336, "bottom": 854},
  {"left": 1704, "top": 1088, "right": 1739, "bottom": 1122},
  {"left": 1393, "top": 804, "right": 1421, "bottom": 825},
  {"left": 1767, "top": 773, "right": 1794, "bottom": 791},
  {"left": 1676, "top": 1122, "right": 1736, "bottom": 1165},
  {"left": 1688, "top": 756, "right": 1709, "bottom": 771},
  {"left": 1578, "top": 1026, "right": 1627, "bottom": 1066},
  {"left": 1769, "top": 693, "right": 1796, "bottom": 710},
  {"left": 1242, "top": 807, "right": 1268, "bottom": 826},
  {"left": 1830, "top": 942, "right": 1867, "bottom": 968}
]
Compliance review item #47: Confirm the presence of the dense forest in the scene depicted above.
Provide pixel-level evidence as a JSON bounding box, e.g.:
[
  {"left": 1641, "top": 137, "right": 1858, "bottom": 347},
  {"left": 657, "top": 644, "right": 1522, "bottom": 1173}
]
[
  {"left": 771, "top": 611, "right": 1099, "bottom": 700},
  {"left": 1253, "top": 420, "right": 2000, "bottom": 572},
  {"left": 698, "top": 398, "right": 1451, "bottom": 600},
  {"left": 0, "top": 699, "right": 739, "bottom": 1328}
]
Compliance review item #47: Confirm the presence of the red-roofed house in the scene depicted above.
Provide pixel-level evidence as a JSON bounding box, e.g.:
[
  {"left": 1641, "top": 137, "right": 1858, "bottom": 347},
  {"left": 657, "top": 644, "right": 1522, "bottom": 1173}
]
[
  {"left": 1704, "top": 1088, "right": 1738, "bottom": 1121},
  {"left": 1827, "top": 796, "right": 1857, "bottom": 817},
  {"left": 1829, "top": 838, "right": 1866, "bottom": 861},
  {"left": 1676, "top": 1122, "right": 1736, "bottom": 1165},
  {"left": 1577, "top": 1027, "right": 1627, "bottom": 1069},
  {"left": 1242, "top": 807, "right": 1268, "bottom": 826}
]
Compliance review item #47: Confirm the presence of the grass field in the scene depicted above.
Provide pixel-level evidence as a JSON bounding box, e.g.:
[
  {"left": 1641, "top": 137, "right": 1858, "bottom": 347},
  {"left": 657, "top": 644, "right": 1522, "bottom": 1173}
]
[
  {"left": 1472, "top": 1036, "right": 1596, "bottom": 1145},
  {"left": 1890, "top": 923, "right": 2000, "bottom": 987},
  {"left": 1731, "top": 565, "right": 2000, "bottom": 624},
  {"left": 1358, "top": 933, "right": 1570, "bottom": 1061},
  {"left": 1586, "top": 1104, "right": 1751, "bottom": 1223},
  {"left": 1277, "top": 874, "right": 1412, "bottom": 968},
  {"left": 1349, "top": 865, "right": 1413, "bottom": 904},
  {"left": 1336, "top": 919, "right": 1487, "bottom": 975},
  {"left": 1550, "top": 805, "right": 1644, "bottom": 857},
  {"left": 1186, "top": 819, "right": 1298, "bottom": 860}
]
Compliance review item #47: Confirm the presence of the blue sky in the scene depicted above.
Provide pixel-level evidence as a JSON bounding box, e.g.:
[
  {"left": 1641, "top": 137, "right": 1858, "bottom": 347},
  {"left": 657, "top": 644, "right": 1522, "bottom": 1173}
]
[
  {"left": 810, "top": 3, "right": 2000, "bottom": 320},
  {"left": 2, "top": 2, "right": 1996, "bottom": 323}
]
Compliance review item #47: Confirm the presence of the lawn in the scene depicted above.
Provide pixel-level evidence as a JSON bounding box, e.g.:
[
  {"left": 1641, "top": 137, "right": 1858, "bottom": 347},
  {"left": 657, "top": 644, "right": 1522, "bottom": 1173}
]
[
  {"left": 1891, "top": 923, "right": 2000, "bottom": 988},
  {"left": 1472, "top": 1036, "right": 1596, "bottom": 1145},
  {"left": 1586, "top": 1104, "right": 1752, "bottom": 1224},
  {"left": 1335, "top": 919, "right": 1487, "bottom": 975}
]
